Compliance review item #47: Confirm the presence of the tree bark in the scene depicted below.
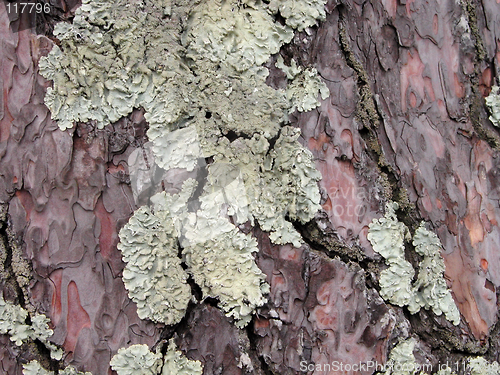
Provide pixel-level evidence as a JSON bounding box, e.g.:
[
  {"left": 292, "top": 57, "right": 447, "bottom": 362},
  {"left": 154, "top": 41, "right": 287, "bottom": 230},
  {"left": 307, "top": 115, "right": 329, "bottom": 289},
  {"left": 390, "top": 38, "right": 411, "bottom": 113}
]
[{"left": 1, "top": 0, "right": 499, "bottom": 374}]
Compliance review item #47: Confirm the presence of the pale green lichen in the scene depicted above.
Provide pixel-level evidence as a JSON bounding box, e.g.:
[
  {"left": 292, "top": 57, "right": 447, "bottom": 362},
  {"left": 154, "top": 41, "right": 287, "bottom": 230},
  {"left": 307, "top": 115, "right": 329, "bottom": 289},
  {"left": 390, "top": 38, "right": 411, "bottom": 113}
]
[
  {"left": 58, "top": 367, "right": 93, "bottom": 375},
  {"left": 148, "top": 179, "right": 269, "bottom": 328},
  {"left": 276, "top": 56, "right": 330, "bottom": 113},
  {"left": 379, "top": 338, "right": 460, "bottom": 375},
  {"left": 110, "top": 344, "right": 163, "bottom": 375},
  {"left": 206, "top": 127, "right": 322, "bottom": 248},
  {"left": 467, "top": 357, "right": 500, "bottom": 375},
  {"left": 150, "top": 126, "right": 202, "bottom": 171},
  {"left": 39, "top": 0, "right": 183, "bottom": 130},
  {"left": 45, "top": 0, "right": 327, "bottom": 334},
  {"left": 0, "top": 294, "right": 34, "bottom": 345},
  {"left": 181, "top": 201, "right": 269, "bottom": 328},
  {"left": 268, "top": 0, "right": 328, "bottom": 31},
  {"left": 275, "top": 55, "right": 302, "bottom": 79},
  {"left": 378, "top": 259, "right": 415, "bottom": 307},
  {"left": 367, "top": 202, "right": 414, "bottom": 307},
  {"left": 380, "top": 338, "right": 419, "bottom": 375},
  {"left": 162, "top": 338, "right": 203, "bottom": 375},
  {"left": 22, "top": 361, "right": 52, "bottom": 375},
  {"left": 117, "top": 202, "right": 191, "bottom": 325},
  {"left": 23, "top": 362, "right": 91, "bottom": 375},
  {"left": 485, "top": 85, "right": 500, "bottom": 127},
  {"left": 286, "top": 67, "right": 330, "bottom": 112},
  {"left": 367, "top": 204, "right": 460, "bottom": 325},
  {"left": 409, "top": 224, "right": 461, "bottom": 325},
  {"left": 183, "top": 0, "right": 294, "bottom": 72},
  {"left": 0, "top": 295, "right": 62, "bottom": 359}
]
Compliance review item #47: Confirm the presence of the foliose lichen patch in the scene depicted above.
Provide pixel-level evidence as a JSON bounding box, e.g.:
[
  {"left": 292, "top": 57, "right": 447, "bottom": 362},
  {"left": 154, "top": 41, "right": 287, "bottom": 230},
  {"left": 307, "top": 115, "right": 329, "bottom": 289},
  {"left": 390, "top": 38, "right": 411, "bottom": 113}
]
[
  {"left": 109, "top": 344, "right": 163, "bottom": 375},
  {"left": 379, "top": 338, "right": 417, "bottom": 375},
  {"left": 143, "top": 179, "right": 270, "bottom": 328},
  {"left": 23, "top": 362, "right": 92, "bottom": 375},
  {"left": 467, "top": 357, "right": 500, "bottom": 375},
  {"left": 268, "top": 0, "right": 328, "bottom": 31},
  {"left": 0, "top": 295, "right": 62, "bottom": 359},
  {"left": 485, "top": 85, "right": 500, "bottom": 128},
  {"left": 40, "top": 0, "right": 329, "bottom": 347},
  {"left": 367, "top": 202, "right": 414, "bottom": 307},
  {"left": 161, "top": 338, "right": 203, "bottom": 375},
  {"left": 367, "top": 203, "right": 460, "bottom": 325},
  {"left": 117, "top": 202, "right": 191, "bottom": 325},
  {"left": 38, "top": 0, "right": 184, "bottom": 130},
  {"left": 182, "top": 0, "right": 294, "bottom": 71},
  {"left": 409, "top": 224, "right": 460, "bottom": 325},
  {"left": 276, "top": 55, "right": 330, "bottom": 112}
]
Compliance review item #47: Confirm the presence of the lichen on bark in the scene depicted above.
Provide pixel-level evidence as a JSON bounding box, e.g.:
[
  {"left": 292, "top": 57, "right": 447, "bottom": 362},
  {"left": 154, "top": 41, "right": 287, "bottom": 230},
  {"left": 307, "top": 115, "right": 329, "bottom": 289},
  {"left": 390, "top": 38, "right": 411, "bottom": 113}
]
[{"left": 368, "top": 203, "right": 460, "bottom": 325}]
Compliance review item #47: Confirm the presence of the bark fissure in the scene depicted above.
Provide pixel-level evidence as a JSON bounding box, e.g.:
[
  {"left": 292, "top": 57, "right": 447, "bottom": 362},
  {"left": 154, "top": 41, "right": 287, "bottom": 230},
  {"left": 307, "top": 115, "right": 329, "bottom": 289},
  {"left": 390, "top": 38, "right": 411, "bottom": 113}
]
[
  {"left": 464, "top": 0, "right": 500, "bottom": 150},
  {"left": 0, "top": 204, "right": 63, "bottom": 372}
]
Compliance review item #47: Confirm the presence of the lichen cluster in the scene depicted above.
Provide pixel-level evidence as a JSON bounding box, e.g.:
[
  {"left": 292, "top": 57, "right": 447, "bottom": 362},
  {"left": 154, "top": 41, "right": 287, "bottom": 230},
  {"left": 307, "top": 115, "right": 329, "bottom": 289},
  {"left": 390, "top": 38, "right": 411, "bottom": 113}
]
[
  {"left": 367, "top": 203, "right": 460, "bottom": 325},
  {"left": 117, "top": 203, "right": 191, "bottom": 326},
  {"left": 23, "top": 362, "right": 92, "bottom": 375},
  {"left": 409, "top": 224, "right": 460, "bottom": 325},
  {"left": 379, "top": 341, "right": 500, "bottom": 375},
  {"left": 0, "top": 295, "right": 62, "bottom": 359},
  {"left": 108, "top": 341, "right": 203, "bottom": 375},
  {"left": 367, "top": 202, "right": 414, "bottom": 307},
  {"left": 276, "top": 55, "right": 330, "bottom": 112},
  {"left": 40, "top": 0, "right": 330, "bottom": 370},
  {"left": 379, "top": 338, "right": 418, "bottom": 375},
  {"left": 485, "top": 85, "right": 500, "bottom": 127},
  {"left": 109, "top": 344, "right": 163, "bottom": 375},
  {"left": 183, "top": 0, "right": 294, "bottom": 71},
  {"left": 38, "top": 0, "right": 181, "bottom": 130},
  {"left": 268, "top": 0, "right": 327, "bottom": 31},
  {"left": 467, "top": 357, "right": 500, "bottom": 375},
  {"left": 161, "top": 338, "right": 203, "bottom": 375}
]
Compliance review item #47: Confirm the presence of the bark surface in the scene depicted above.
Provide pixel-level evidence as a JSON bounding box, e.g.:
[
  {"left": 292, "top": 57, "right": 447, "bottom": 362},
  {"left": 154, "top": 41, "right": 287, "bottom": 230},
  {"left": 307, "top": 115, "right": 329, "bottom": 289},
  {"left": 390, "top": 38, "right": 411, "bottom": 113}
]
[{"left": 1, "top": 0, "right": 500, "bottom": 374}]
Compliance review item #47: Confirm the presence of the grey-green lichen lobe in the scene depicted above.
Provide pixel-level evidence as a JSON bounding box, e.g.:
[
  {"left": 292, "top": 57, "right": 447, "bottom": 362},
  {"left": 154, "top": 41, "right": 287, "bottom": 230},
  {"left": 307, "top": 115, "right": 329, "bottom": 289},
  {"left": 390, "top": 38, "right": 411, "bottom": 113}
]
[
  {"left": 162, "top": 338, "right": 203, "bottom": 375},
  {"left": 39, "top": 0, "right": 184, "bottom": 130},
  {"left": 184, "top": 64, "right": 289, "bottom": 142},
  {"left": 485, "top": 85, "right": 500, "bottom": 128},
  {"left": 286, "top": 67, "right": 330, "bottom": 112},
  {"left": 379, "top": 338, "right": 418, "bottom": 375},
  {"left": 0, "top": 294, "right": 35, "bottom": 345},
  {"left": 151, "top": 179, "right": 270, "bottom": 328},
  {"left": 181, "top": 198, "right": 269, "bottom": 328},
  {"left": 367, "top": 202, "right": 414, "bottom": 307},
  {"left": 467, "top": 357, "right": 500, "bottom": 375},
  {"left": 206, "top": 126, "right": 322, "bottom": 248},
  {"left": 367, "top": 204, "right": 460, "bottom": 325},
  {"left": 117, "top": 202, "right": 191, "bottom": 325},
  {"left": 110, "top": 344, "right": 163, "bottom": 375},
  {"left": 0, "top": 295, "right": 63, "bottom": 360},
  {"left": 23, "top": 361, "right": 92, "bottom": 375},
  {"left": 268, "top": 0, "right": 327, "bottom": 31},
  {"left": 183, "top": 0, "right": 293, "bottom": 72},
  {"left": 151, "top": 126, "right": 202, "bottom": 171},
  {"left": 46, "top": 0, "right": 328, "bottom": 335},
  {"left": 275, "top": 55, "right": 330, "bottom": 112},
  {"left": 58, "top": 367, "right": 93, "bottom": 375},
  {"left": 409, "top": 224, "right": 460, "bottom": 325},
  {"left": 22, "top": 361, "right": 52, "bottom": 375}
]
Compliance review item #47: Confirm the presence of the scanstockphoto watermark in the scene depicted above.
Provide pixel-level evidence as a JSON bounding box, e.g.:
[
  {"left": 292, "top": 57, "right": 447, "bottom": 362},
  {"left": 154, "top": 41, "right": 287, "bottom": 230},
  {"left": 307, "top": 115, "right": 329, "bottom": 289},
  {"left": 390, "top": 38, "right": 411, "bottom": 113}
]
[{"left": 299, "top": 360, "right": 432, "bottom": 373}]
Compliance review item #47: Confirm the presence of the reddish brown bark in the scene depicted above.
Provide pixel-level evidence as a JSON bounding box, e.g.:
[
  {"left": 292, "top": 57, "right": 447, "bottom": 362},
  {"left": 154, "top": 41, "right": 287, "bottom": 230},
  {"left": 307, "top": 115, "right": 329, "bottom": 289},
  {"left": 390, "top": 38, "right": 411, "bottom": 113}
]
[{"left": 1, "top": 0, "right": 500, "bottom": 374}]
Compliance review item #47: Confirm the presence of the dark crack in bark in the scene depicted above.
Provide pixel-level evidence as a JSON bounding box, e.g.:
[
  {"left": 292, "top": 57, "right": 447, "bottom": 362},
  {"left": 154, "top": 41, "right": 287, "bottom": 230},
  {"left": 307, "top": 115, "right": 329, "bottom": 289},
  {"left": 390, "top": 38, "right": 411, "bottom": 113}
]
[
  {"left": 464, "top": 0, "right": 500, "bottom": 150},
  {"left": 0, "top": 203, "right": 63, "bottom": 372}
]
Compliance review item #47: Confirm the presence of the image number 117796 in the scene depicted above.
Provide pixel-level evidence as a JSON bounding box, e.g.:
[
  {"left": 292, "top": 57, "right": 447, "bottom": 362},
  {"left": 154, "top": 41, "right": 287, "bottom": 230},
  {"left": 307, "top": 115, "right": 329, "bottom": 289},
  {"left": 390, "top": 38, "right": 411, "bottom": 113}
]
[{"left": 5, "top": 1, "right": 51, "bottom": 14}]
